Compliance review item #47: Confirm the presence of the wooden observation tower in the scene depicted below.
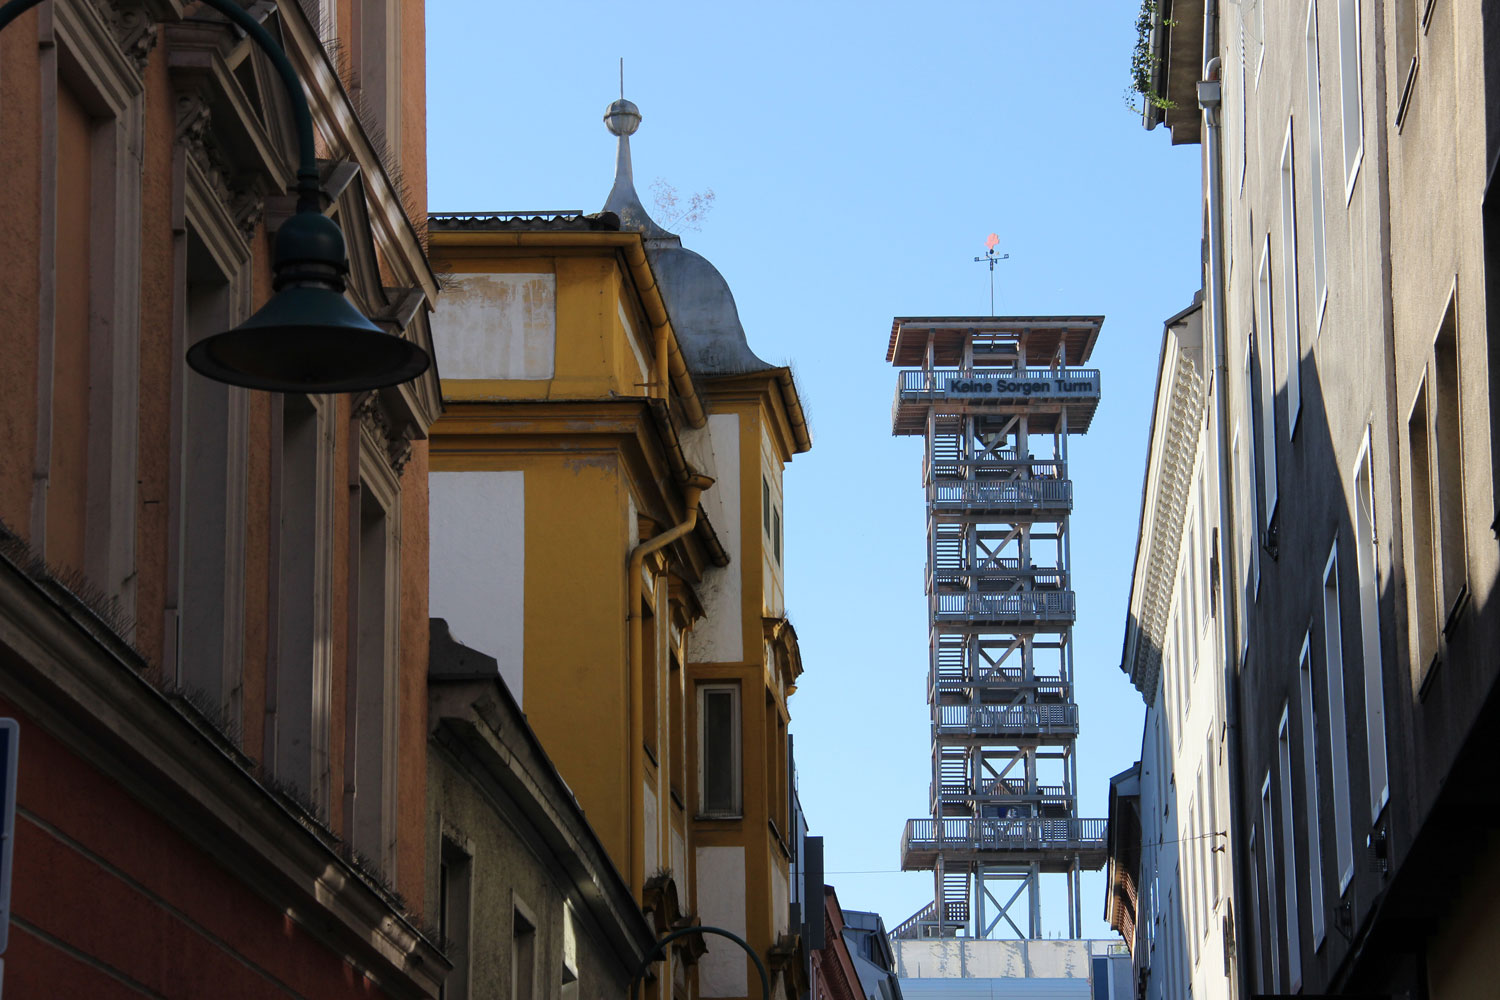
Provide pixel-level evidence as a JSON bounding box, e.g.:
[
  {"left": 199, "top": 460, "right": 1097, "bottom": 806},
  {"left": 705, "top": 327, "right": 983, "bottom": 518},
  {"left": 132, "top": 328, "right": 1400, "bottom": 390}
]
[{"left": 885, "top": 316, "right": 1109, "bottom": 941}]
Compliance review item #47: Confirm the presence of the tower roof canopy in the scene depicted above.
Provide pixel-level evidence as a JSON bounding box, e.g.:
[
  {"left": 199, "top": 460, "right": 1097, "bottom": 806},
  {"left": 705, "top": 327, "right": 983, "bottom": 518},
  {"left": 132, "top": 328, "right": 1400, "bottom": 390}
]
[{"left": 887, "top": 316, "right": 1104, "bottom": 368}]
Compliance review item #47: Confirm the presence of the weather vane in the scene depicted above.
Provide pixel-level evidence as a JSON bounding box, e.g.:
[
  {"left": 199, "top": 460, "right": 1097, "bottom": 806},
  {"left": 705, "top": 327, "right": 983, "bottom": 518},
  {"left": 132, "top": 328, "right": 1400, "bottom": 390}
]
[{"left": 973, "top": 233, "right": 1010, "bottom": 316}]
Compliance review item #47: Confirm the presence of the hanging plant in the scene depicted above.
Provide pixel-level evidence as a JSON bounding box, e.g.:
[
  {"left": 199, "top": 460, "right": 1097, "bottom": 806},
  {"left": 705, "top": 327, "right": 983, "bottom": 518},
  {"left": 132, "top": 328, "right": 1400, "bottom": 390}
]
[{"left": 1126, "top": 0, "right": 1178, "bottom": 114}]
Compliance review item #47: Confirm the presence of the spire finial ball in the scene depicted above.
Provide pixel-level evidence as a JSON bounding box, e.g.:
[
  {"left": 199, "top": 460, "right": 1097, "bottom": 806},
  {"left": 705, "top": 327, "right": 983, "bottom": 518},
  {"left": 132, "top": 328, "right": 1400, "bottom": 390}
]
[{"left": 604, "top": 98, "right": 641, "bottom": 137}]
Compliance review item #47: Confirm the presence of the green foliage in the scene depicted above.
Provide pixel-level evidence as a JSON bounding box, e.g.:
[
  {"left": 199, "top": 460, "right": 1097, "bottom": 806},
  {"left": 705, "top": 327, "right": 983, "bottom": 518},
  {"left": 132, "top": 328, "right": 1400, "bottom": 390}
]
[{"left": 1126, "top": 0, "right": 1178, "bottom": 114}]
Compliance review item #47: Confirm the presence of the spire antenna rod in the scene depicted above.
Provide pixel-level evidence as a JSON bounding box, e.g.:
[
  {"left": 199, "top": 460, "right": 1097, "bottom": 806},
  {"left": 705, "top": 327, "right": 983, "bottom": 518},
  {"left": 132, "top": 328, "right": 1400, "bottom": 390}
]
[
  {"left": 620, "top": 57, "right": 625, "bottom": 100},
  {"left": 972, "top": 233, "right": 1011, "bottom": 316}
]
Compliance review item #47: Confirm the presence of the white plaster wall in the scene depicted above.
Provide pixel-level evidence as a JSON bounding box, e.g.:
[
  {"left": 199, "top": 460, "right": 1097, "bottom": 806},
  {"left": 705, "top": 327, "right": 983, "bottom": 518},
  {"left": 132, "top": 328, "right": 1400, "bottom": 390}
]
[
  {"left": 893, "top": 940, "right": 1091, "bottom": 980},
  {"left": 671, "top": 829, "right": 686, "bottom": 892},
  {"left": 771, "top": 864, "right": 788, "bottom": 937},
  {"left": 429, "top": 471, "right": 525, "bottom": 702},
  {"left": 430, "top": 272, "right": 556, "bottom": 380},
  {"left": 643, "top": 782, "right": 659, "bottom": 875},
  {"left": 689, "top": 414, "right": 742, "bottom": 663},
  {"left": 760, "top": 425, "right": 783, "bottom": 617},
  {"left": 618, "top": 302, "right": 648, "bottom": 386},
  {"left": 696, "top": 845, "right": 748, "bottom": 996}
]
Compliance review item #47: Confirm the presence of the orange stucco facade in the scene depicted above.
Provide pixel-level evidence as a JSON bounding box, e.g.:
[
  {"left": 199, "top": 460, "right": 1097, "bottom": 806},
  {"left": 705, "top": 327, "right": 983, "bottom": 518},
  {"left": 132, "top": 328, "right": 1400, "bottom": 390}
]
[{"left": 0, "top": 2, "right": 442, "bottom": 997}]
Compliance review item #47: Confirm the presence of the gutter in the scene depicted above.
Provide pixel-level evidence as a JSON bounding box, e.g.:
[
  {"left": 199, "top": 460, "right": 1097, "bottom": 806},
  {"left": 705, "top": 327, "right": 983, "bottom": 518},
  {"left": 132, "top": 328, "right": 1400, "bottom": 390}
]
[
  {"left": 1199, "top": 7, "right": 1250, "bottom": 998},
  {"left": 625, "top": 474, "right": 714, "bottom": 896}
]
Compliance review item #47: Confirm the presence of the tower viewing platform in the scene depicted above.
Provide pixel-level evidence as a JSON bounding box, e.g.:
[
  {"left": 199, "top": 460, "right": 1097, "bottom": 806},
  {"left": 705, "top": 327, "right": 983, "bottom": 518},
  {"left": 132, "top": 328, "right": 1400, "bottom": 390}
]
[{"left": 886, "top": 315, "right": 1108, "bottom": 941}]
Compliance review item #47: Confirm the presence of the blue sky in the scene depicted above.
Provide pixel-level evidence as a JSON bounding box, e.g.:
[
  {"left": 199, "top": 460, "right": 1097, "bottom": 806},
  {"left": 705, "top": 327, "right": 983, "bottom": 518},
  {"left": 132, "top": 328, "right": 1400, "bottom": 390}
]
[{"left": 427, "top": 1, "right": 1203, "bottom": 939}]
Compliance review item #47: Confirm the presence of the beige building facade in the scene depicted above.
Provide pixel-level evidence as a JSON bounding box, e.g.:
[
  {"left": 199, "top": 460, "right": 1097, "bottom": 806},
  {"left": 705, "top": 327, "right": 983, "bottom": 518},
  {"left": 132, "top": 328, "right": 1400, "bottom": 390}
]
[{"left": 1121, "top": 0, "right": 1500, "bottom": 996}]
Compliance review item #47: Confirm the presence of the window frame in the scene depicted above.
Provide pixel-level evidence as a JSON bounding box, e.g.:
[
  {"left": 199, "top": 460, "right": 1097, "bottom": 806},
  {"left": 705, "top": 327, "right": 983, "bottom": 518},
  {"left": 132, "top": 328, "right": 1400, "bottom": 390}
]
[
  {"left": 1278, "top": 706, "right": 1302, "bottom": 991},
  {"left": 1298, "top": 631, "right": 1327, "bottom": 948},
  {"left": 1352, "top": 431, "right": 1389, "bottom": 820},
  {"left": 1306, "top": 0, "right": 1330, "bottom": 329},
  {"left": 1280, "top": 120, "right": 1303, "bottom": 433},
  {"left": 697, "top": 682, "right": 743, "bottom": 819},
  {"left": 1322, "top": 542, "right": 1356, "bottom": 893},
  {"left": 1337, "top": 0, "right": 1365, "bottom": 199}
]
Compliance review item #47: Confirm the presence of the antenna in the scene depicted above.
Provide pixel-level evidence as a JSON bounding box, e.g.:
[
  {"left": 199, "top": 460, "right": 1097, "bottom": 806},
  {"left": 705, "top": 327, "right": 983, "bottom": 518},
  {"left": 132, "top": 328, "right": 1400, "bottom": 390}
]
[
  {"left": 620, "top": 57, "right": 625, "bottom": 99},
  {"left": 972, "top": 233, "right": 1011, "bottom": 316}
]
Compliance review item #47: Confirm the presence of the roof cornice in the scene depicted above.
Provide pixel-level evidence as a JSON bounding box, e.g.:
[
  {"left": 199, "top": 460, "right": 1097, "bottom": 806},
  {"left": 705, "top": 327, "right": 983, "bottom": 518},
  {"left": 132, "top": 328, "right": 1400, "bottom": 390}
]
[{"left": 1122, "top": 329, "right": 1206, "bottom": 700}]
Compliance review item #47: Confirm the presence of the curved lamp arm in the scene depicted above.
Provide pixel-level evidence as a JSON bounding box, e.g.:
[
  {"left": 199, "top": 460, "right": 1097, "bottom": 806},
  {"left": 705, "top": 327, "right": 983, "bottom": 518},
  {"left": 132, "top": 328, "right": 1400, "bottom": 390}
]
[
  {"left": 0, "top": 0, "right": 431, "bottom": 393},
  {"left": 0, "top": 0, "right": 321, "bottom": 211},
  {"left": 630, "top": 926, "right": 773, "bottom": 1000}
]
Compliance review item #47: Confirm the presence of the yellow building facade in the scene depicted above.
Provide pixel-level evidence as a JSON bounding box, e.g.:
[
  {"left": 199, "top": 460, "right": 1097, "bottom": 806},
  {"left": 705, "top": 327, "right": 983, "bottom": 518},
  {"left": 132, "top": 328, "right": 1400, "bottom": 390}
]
[{"left": 426, "top": 97, "right": 810, "bottom": 1000}]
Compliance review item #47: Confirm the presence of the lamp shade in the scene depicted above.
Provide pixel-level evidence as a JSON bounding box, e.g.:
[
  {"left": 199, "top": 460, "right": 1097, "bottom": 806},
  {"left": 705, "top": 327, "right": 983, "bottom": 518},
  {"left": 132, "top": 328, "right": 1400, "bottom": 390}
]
[
  {"left": 186, "top": 286, "right": 430, "bottom": 393},
  {"left": 185, "top": 209, "right": 431, "bottom": 393}
]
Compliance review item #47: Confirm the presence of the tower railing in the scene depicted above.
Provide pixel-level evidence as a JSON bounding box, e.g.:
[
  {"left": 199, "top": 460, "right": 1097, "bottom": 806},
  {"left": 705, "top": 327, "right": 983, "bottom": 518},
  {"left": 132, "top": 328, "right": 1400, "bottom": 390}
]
[
  {"left": 933, "top": 703, "right": 1079, "bottom": 738},
  {"left": 932, "top": 591, "right": 1076, "bottom": 624}
]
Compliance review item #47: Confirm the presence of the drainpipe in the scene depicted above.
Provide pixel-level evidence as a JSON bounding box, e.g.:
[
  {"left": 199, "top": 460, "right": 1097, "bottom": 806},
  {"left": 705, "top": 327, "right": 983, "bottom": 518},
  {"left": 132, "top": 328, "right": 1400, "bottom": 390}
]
[
  {"left": 1200, "top": 24, "right": 1250, "bottom": 1000},
  {"left": 627, "top": 473, "right": 714, "bottom": 894},
  {"left": 655, "top": 323, "right": 670, "bottom": 402}
]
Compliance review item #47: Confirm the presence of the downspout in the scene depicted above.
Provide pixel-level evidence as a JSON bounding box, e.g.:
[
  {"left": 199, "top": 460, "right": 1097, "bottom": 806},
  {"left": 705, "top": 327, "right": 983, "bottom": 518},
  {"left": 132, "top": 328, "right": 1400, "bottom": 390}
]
[
  {"left": 655, "top": 324, "right": 670, "bottom": 402},
  {"left": 626, "top": 473, "right": 714, "bottom": 895},
  {"left": 1200, "top": 18, "right": 1250, "bottom": 1000}
]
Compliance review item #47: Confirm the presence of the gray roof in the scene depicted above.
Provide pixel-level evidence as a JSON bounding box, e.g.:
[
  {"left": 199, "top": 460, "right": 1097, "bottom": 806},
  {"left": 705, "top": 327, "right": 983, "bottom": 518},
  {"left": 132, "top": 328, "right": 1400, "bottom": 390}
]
[{"left": 602, "top": 97, "right": 773, "bottom": 376}]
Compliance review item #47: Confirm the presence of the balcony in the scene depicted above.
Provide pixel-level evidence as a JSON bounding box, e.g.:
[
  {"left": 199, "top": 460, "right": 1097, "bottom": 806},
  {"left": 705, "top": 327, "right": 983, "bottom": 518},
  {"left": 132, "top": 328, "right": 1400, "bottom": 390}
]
[
  {"left": 930, "top": 478, "right": 1073, "bottom": 517},
  {"left": 933, "top": 703, "right": 1079, "bottom": 743},
  {"left": 899, "top": 817, "right": 1108, "bottom": 872},
  {"left": 932, "top": 591, "right": 1076, "bottom": 628},
  {"left": 930, "top": 559, "right": 1066, "bottom": 589},
  {"left": 892, "top": 368, "right": 1101, "bottom": 436},
  {"left": 931, "top": 665, "right": 1070, "bottom": 699},
  {"left": 935, "top": 780, "right": 1072, "bottom": 812}
]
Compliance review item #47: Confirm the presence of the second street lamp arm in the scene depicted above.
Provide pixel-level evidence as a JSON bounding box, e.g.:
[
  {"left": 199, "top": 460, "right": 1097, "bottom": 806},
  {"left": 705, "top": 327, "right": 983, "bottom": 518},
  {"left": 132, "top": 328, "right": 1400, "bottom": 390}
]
[{"left": 0, "top": 0, "right": 323, "bottom": 212}]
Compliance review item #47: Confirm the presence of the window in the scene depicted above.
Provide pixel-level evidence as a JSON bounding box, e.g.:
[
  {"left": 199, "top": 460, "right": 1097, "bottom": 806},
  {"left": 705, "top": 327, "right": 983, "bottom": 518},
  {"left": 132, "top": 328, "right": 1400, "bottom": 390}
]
[
  {"left": 1323, "top": 544, "right": 1355, "bottom": 892},
  {"left": 1280, "top": 122, "right": 1302, "bottom": 430},
  {"left": 1239, "top": 16, "right": 1249, "bottom": 192},
  {"left": 1205, "top": 731, "right": 1220, "bottom": 905},
  {"left": 41, "top": 7, "right": 144, "bottom": 614},
  {"left": 1394, "top": 0, "right": 1422, "bottom": 124},
  {"left": 1187, "top": 797, "right": 1199, "bottom": 960},
  {"left": 1306, "top": 0, "right": 1329, "bottom": 322},
  {"left": 512, "top": 905, "right": 536, "bottom": 1000},
  {"left": 353, "top": 0, "right": 400, "bottom": 146},
  {"left": 1233, "top": 426, "right": 1256, "bottom": 637},
  {"left": 698, "top": 684, "right": 741, "bottom": 817},
  {"left": 1255, "top": 239, "right": 1278, "bottom": 536},
  {"left": 1407, "top": 380, "right": 1440, "bottom": 670},
  {"left": 1261, "top": 773, "right": 1280, "bottom": 993},
  {"left": 1353, "top": 439, "right": 1388, "bottom": 818},
  {"left": 1253, "top": 0, "right": 1266, "bottom": 82},
  {"left": 178, "top": 228, "right": 249, "bottom": 722},
  {"left": 670, "top": 651, "right": 686, "bottom": 801},
  {"left": 773, "top": 506, "right": 782, "bottom": 566},
  {"left": 1298, "top": 632, "right": 1326, "bottom": 947},
  {"left": 352, "top": 478, "right": 399, "bottom": 871},
  {"left": 561, "top": 904, "right": 580, "bottom": 1000},
  {"left": 1337, "top": 0, "right": 1364, "bottom": 195},
  {"left": 763, "top": 476, "right": 771, "bottom": 535},
  {"left": 1433, "top": 303, "right": 1468, "bottom": 624},
  {"left": 48, "top": 79, "right": 93, "bottom": 576},
  {"left": 440, "top": 837, "right": 473, "bottom": 1000},
  {"left": 642, "top": 603, "right": 659, "bottom": 760},
  {"left": 1248, "top": 827, "right": 1263, "bottom": 993},
  {"left": 272, "top": 395, "right": 335, "bottom": 814},
  {"left": 1278, "top": 708, "right": 1301, "bottom": 991}
]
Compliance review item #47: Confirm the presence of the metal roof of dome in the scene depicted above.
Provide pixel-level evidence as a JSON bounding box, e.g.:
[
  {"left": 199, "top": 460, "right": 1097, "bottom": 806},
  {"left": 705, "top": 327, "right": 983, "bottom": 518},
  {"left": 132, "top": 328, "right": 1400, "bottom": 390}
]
[{"left": 602, "top": 96, "right": 772, "bottom": 376}]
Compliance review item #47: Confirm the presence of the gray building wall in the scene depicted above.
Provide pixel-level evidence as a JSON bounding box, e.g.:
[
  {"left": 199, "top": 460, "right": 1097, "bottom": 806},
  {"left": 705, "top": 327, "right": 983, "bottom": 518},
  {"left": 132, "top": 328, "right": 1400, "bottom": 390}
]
[{"left": 427, "top": 619, "right": 659, "bottom": 1000}]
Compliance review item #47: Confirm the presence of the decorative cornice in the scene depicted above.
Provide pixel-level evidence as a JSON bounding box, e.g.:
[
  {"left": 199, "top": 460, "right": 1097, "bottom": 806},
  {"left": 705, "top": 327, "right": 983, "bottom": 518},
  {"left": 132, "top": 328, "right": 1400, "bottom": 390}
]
[
  {"left": 173, "top": 90, "right": 265, "bottom": 241},
  {"left": 92, "top": 0, "right": 158, "bottom": 71},
  {"left": 356, "top": 392, "right": 416, "bottom": 477},
  {"left": 1126, "top": 347, "right": 1206, "bottom": 699}
]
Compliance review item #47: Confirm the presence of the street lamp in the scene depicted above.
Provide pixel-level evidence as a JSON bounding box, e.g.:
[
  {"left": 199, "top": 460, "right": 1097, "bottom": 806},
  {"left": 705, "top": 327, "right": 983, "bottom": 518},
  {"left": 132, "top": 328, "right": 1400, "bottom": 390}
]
[
  {"left": 629, "top": 926, "right": 772, "bottom": 1000},
  {"left": 0, "top": 0, "right": 431, "bottom": 393}
]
